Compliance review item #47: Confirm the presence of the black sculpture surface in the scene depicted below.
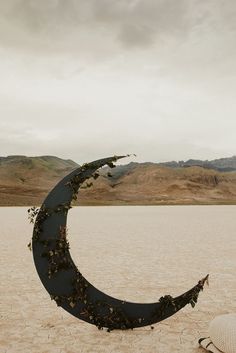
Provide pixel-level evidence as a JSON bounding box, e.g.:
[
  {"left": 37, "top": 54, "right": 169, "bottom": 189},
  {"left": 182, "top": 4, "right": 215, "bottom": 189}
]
[{"left": 32, "top": 155, "right": 209, "bottom": 330}]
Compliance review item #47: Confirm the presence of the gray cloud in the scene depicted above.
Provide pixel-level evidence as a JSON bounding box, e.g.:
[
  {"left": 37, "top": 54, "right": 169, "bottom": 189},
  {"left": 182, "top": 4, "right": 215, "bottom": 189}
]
[
  {"left": 0, "top": 0, "right": 235, "bottom": 162},
  {"left": 2, "top": 0, "right": 235, "bottom": 52}
]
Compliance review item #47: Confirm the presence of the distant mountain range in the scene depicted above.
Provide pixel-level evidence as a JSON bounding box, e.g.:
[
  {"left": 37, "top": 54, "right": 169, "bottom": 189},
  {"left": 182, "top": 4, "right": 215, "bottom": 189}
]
[
  {"left": 158, "top": 156, "right": 236, "bottom": 172},
  {"left": 0, "top": 155, "right": 236, "bottom": 205}
]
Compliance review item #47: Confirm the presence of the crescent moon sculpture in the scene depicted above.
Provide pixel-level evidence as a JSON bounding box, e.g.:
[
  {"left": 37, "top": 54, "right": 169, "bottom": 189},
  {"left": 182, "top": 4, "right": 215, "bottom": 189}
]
[{"left": 32, "top": 155, "right": 209, "bottom": 330}]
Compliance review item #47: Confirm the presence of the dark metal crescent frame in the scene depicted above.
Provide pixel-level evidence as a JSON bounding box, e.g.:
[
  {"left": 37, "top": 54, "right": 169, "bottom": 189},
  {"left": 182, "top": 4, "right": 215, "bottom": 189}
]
[{"left": 32, "top": 155, "right": 209, "bottom": 331}]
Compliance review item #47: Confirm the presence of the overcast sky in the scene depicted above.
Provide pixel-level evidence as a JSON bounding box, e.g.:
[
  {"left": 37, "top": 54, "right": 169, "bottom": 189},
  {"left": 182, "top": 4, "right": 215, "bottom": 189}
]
[{"left": 0, "top": 0, "right": 235, "bottom": 164}]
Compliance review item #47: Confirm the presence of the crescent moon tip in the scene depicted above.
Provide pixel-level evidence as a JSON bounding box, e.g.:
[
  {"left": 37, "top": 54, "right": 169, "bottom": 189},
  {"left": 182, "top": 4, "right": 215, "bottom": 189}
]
[
  {"left": 113, "top": 155, "right": 128, "bottom": 160},
  {"left": 199, "top": 274, "right": 210, "bottom": 288},
  {"left": 111, "top": 154, "right": 137, "bottom": 163}
]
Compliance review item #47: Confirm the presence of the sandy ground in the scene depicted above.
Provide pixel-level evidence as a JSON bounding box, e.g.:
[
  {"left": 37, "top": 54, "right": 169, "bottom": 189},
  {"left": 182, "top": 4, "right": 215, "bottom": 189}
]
[{"left": 0, "top": 206, "right": 236, "bottom": 353}]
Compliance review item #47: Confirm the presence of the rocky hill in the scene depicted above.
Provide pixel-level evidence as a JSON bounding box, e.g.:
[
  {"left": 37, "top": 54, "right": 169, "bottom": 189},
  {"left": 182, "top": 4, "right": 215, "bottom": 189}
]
[
  {"left": 159, "top": 156, "right": 236, "bottom": 172},
  {"left": 0, "top": 155, "right": 236, "bottom": 205},
  {"left": 0, "top": 155, "right": 78, "bottom": 206}
]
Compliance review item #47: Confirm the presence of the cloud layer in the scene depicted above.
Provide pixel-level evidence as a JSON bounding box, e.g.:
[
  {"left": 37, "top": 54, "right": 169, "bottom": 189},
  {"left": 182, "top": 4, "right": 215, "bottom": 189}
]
[{"left": 0, "top": 0, "right": 235, "bottom": 163}]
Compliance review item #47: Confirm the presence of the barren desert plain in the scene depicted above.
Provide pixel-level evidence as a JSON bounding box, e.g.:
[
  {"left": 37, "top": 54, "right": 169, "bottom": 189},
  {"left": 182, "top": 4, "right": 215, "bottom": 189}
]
[{"left": 1, "top": 205, "right": 236, "bottom": 353}]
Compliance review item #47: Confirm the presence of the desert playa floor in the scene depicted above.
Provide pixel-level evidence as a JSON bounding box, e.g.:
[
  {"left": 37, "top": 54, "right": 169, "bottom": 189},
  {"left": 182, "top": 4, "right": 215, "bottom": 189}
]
[{"left": 0, "top": 206, "right": 236, "bottom": 353}]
